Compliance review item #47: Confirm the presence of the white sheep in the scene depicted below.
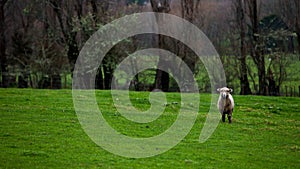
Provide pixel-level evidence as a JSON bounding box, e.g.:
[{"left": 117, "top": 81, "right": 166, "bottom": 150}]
[{"left": 217, "top": 87, "right": 235, "bottom": 123}]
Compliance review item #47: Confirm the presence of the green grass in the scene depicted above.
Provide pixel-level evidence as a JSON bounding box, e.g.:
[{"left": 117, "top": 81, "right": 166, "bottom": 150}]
[{"left": 1, "top": 89, "right": 300, "bottom": 168}]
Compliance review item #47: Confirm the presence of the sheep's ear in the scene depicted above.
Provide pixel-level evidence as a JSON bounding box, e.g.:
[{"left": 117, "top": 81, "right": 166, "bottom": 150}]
[
  {"left": 217, "top": 88, "right": 220, "bottom": 92},
  {"left": 229, "top": 88, "right": 233, "bottom": 93}
]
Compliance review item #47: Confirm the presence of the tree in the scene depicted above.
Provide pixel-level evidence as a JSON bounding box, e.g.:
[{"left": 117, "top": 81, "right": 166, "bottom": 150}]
[
  {"left": 151, "top": 0, "right": 171, "bottom": 91},
  {"left": 246, "top": 0, "right": 267, "bottom": 95},
  {"left": 277, "top": 0, "right": 300, "bottom": 60},
  {"left": 259, "top": 14, "right": 293, "bottom": 96},
  {"left": 12, "top": 30, "right": 32, "bottom": 88},
  {"left": 180, "top": 0, "right": 198, "bottom": 73},
  {"left": 90, "top": 0, "right": 104, "bottom": 89},
  {"left": 47, "top": 0, "right": 80, "bottom": 77},
  {"left": 233, "top": 0, "right": 252, "bottom": 95},
  {"left": 177, "top": 0, "right": 201, "bottom": 92},
  {"left": 0, "top": 0, "right": 8, "bottom": 87},
  {"left": 150, "top": 0, "right": 204, "bottom": 92}
]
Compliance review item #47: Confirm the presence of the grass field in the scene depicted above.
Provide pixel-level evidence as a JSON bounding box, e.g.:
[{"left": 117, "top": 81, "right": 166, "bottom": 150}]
[{"left": 1, "top": 89, "right": 300, "bottom": 168}]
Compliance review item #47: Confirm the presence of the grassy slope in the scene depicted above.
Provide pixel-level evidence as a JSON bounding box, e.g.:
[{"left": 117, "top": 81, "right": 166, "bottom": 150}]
[{"left": 0, "top": 89, "right": 300, "bottom": 168}]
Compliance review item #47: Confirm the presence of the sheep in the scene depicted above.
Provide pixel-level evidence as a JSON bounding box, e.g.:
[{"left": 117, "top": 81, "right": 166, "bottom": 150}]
[{"left": 217, "top": 87, "right": 235, "bottom": 123}]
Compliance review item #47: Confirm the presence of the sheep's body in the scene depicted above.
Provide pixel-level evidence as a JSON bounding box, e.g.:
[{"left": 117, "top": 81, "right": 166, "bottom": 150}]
[{"left": 217, "top": 87, "right": 235, "bottom": 123}]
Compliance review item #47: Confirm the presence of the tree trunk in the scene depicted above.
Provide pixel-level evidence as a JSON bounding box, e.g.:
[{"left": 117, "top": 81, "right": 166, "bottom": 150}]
[
  {"left": 50, "top": 0, "right": 79, "bottom": 76},
  {"left": 257, "top": 60, "right": 266, "bottom": 95},
  {"left": 253, "top": 0, "right": 266, "bottom": 95},
  {"left": 247, "top": 0, "right": 266, "bottom": 95},
  {"left": 161, "top": 70, "right": 169, "bottom": 92},
  {"left": 151, "top": 0, "right": 171, "bottom": 91},
  {"left": 0, "top": 0, "right": 8, "bottom": 87},
  {"left": 181, "top": 0, "right": 197, "bottom": 73},
  {"left": 96, "top": 67, "right": 104, "bottom": 89},
  {"left": 239, "top": 58, "right": 252, "bottom": 95},
  {"left": 154, "top": 56, "right": 169, "bottom": 91},
  {"left": 238, "top": 0, "right": 252, "bottom": 95},
  {"left": 67, "top": 33, "right": 79, "bottom": 74},
  {"left": 18, "top": 68, "right": 29, "bottom": 88},
  {"left": 181, "top": 0, "right": 194, "bottom": 22},
  {"left": 295, "top": 0, "right": 300, "bottom": 60},
  {"left": 154, "top": 68, "right": 163, "bottom": 90},
  {"left": 90, "top": 0, "right": 104, "bottom": 90},
  {"left": 103, "top": 60, "right": 112, "bottom": 90},
  {"left": 51, "top": 74, "right": 62, "bottom": 89},
  {"left": 267, "top": 67, "right": 277, "bottom": 96},
  {"left": 297, "top": 32, "right": 300, "bottom": 60}
]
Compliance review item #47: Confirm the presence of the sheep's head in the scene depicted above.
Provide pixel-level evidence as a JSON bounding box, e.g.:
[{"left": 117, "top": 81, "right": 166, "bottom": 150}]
[{"left": 217, "top": 87, "right": 233, "bottom": 99}]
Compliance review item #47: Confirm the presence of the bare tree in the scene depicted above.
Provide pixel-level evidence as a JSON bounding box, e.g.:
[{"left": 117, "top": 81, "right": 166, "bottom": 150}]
[
  {"left": 0, "top": 0, "right": 8, "bottom": 87},
  {"left": 150, "top": 0, "right": 204, "bottom": 92},
  {"left": 177, "top": 0, "right": 201, "bottom": 92},
  {"left": 151, "top": 0, "right": 171, "bottom": 91},
  {"left": 277, "top": 0, "right": 300, "bottom": 60},
  {"left": 246, "top": 0, "right": 267, "bottom": 95},
  {"left": 180, "top": 0, "right": 198, "bottom": 73},
  {"left": 88, "top": 0, "right": 105, "bottom": 89},
  {"left": 233, "top": 0, "right": 252, "bottom": 95},
  {"left": 47, "top": 0, "right": 80, "bottom": 77}
]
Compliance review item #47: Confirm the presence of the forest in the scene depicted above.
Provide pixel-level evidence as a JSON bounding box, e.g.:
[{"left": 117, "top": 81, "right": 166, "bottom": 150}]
[{"left": 0, "top": 0, "right": 299, "bottom": 96}]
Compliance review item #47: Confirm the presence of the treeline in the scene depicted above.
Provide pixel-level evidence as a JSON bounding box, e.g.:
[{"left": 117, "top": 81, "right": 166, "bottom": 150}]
[{"left": 0, "top": 0, "right": 299, "bottom": 96}]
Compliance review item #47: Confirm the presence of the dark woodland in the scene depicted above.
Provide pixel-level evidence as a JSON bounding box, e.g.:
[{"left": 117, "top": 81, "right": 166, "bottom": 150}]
[{"left": 0, "top": 0, "right": 299, "bottom": 96}]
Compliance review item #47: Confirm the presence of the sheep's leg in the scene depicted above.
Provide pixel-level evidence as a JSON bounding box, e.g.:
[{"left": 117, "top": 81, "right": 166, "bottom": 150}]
[
  {"left": 228, "top": 115, "right": 232, "bottom": 123},
  {"left": 222, "top": 114, "right": 226, "bottom": 122},
  {"left": 228, "top": 110, "right": 232, "bottom": 123}
]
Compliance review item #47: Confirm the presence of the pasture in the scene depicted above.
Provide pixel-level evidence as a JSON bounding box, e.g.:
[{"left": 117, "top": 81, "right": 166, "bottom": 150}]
[{"left": 1, "top": 89, "right": 300, "bottom": 168}]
